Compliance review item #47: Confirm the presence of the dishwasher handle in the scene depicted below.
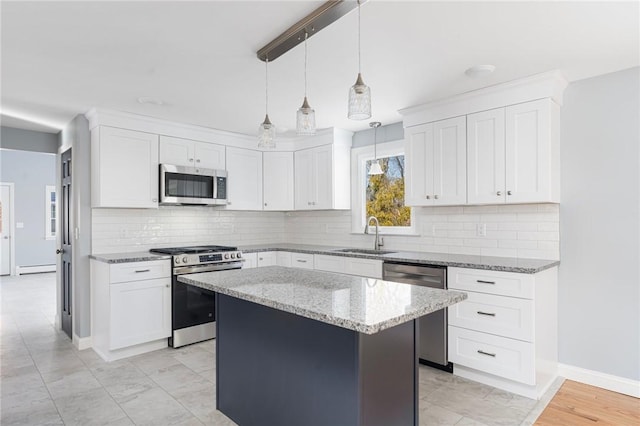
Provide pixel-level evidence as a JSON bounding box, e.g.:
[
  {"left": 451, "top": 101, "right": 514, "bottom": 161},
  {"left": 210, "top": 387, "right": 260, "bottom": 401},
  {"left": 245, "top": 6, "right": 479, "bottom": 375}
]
[
  {"left": 383, "top": 262, "right": 446, "bottom": 288},
  {"left": 383, "top": 270, "right": 443, "bottom": 285}
]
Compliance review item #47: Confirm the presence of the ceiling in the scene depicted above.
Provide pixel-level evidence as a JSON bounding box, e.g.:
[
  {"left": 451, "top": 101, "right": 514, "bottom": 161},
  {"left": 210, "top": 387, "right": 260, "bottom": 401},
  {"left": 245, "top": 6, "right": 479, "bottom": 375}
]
[{"left": 1, "top": 1, "right": 638, "bottom": 136}]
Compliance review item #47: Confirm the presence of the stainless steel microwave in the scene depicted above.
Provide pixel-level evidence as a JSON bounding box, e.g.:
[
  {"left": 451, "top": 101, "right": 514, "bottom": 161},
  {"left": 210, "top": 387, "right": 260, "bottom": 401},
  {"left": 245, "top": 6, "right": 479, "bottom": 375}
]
[{"left": 160, "top": 164, "right": 227, "bottom": 206}]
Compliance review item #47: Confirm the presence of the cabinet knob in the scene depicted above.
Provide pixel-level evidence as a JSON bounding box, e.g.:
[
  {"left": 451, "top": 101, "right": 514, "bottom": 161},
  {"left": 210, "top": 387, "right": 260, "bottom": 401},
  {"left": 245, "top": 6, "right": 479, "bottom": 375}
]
[
  {"left": 166, "top": 284, "right": 170, "bottom": 288},
  {"left": 227, "top": 201, "right": 232, "bottom": 205},
  {"left": 264, "top": 203, "right": 267, "bottom": 206},
  {"left": 308, "top": 201, "right": 311, "bottom": 205},
  {"left": 507, "top": 190, "right": 512, "bottom": 196},
  {"left": 196, "top": 159, "right": 200, "bottom": 163},
  {"left": 189, "top": 158, "right": 194, "bottom": 162},
  {"left": 434, "top": 195, "right": 439, "bottom": 200},
  {"left": 496, "top": 191, "right": 501, "bottom": 196},
  {"left": 152, "top": 198, "right": 158, "bottom": 202},
  {"left": 426, "top": 195, "right": 431, "bottom": 200}
]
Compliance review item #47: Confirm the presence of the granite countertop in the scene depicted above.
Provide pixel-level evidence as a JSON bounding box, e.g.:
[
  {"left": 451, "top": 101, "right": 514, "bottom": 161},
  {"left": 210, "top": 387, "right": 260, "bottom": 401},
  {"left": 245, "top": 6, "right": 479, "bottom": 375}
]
[
  {"left": 239, "top": 243, "right": 559, "bottom": 274},
  {"left": 179, "top": 266, "right": 467, "bottom": 335},
  {"left": 89, "top": 252, "right": 171, "bottom": 263}
]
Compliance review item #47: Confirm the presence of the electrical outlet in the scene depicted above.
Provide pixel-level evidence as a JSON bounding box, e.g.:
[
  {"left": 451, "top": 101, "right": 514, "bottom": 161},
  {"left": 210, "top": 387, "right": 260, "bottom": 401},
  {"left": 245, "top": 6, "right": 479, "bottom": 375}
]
[{"left": 476, "top": 223, "right": 487, "bottom": 237}]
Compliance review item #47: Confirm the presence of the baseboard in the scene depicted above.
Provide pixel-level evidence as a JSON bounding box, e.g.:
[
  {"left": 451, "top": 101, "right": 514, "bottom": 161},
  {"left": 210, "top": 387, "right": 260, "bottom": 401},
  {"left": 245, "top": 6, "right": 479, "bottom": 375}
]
[
  {"left": 558, "top": 363, "right": 640, "bottom": 398},
  {"left": 16, "top": 264, "right": 56, "bottom": 275},
  {"left": 73, "top": 333, "right": 93, "bottom": 351}
]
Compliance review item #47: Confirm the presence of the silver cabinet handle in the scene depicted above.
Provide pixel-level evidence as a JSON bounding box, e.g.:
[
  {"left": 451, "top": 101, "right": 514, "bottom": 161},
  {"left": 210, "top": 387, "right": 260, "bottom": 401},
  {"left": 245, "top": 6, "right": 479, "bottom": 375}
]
[
  {"left": 135, "top": 269, "right": 151, "bottom": 273},
  {"left": 308, "top": 202, "right": 311, "bottom": 205},
  {"left": 477, "top": 311, "right": 496, "bottom": 317},
  {"left": 264, "top": 203, "right": 267, "bottom": 206},
  {"left": 477, "top": 350, "right": 496, "bottom": 357},
  {"left": 507, "top": 190, "right": 512, "bottom": 195},
  {"left": 434, "top": 195, "right": 439, "bottom": 200},
  {"left": 426, "top": 195, "right": 431, "bottom": 199},
  {"left": 296, "top": 259, "right": 307, "bottom": 263},
  {"left": 189, "top": 158, "right": 194, "bottom": 162},
  {"left": 476, "top": 280, "right": 495, "bottom": 285},
  {"left": 166, "top": 284, "right": 170, "bottom": 288},
  {"left": 196, "top": 159, "right": 200, "bottom": 163},
  {"left": 259, "top": 257, "right": 263, "bottom": 261},
  {"left": 496, "top": 191, "right": 501, "bottom": 196},
  {"left": 227, "top": 201, "right": 232, "bottom": 205}
]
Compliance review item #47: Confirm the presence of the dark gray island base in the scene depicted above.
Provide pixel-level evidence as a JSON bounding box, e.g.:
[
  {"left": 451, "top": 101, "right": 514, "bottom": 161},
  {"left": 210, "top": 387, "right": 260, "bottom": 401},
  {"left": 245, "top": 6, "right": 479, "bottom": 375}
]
[
  {"left": 178, "top": 266, "right": 467, "bottom": 426},
  {"left": 217, "top": 294, "right": 417, "bottom": 426}
]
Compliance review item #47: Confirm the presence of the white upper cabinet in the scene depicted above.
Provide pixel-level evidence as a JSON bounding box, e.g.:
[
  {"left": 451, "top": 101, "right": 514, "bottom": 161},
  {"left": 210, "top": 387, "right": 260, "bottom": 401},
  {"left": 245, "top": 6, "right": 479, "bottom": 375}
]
[
  {"left": 294, "top": 143, "right": 350, "bottom": 210},
  {"left": 467, "top": 99, "right": 560, "bottom": 204},
  {"left": 91, "top": 126, "right": 159, "bottom": 208},
  {"left": 159, "top": 135, "right": 225, "bottom": 170},
  {"left": 467, "top": 108, "right": 507, "bottom": 204},
  {"left": 263, "top": 151, "right": 294, "bottom": 211},
  {"left": 405, "top": 116, "right": 467, "bottom": 206},
  {"left": 225, "top": 147, "right": 263, "bottom": 210}
]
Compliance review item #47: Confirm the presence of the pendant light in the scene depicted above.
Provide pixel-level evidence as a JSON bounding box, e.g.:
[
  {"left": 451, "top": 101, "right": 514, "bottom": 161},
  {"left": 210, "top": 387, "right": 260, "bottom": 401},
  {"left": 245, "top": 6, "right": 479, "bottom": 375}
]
[
  {"left": 296, "top": 31, "right": 316, "bottom": 135},
  {"left": 258, "top": 58, "right": 276, "bottom": 148},
  {"left": 348, "top": 0, "right": 371, "bottom": 120},
  {"left": 368, "top": 122, "right": 383, "bottom": 175}
]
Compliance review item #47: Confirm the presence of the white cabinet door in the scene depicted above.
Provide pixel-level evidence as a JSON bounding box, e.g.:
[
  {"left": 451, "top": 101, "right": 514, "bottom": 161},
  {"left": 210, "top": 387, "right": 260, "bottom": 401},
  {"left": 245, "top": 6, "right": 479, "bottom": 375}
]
[
  {"left": 257, "top": 251, "right": 277, "bottom": 267},
  {"left": 344, "top": 258, "right": 383, "bottom": 279},
  {"left": 225, "top": 147, "right": 263, "bottom": 210},
  {"left": 263, "top": 152, "right": 294, "bottom": 211},
  {"left": 294, "top": 148, "right": 314, "bottom": 210},
  {"left": 312, "top": 144, "right": 333, "bottom": 210},
  {"left": 404, "top": 123, "right": 433, "bottom": 206},
  {"left": 467, "top": 108, "right": 506, "bottom": 204},
  {"left": 109, "top": 278, "right": 171, "bottom": 350},
  {"left": 314, "top": 255, "right": 346, "bottom": 274},
  {"left": 92, "top": 126, "right": 159, "bottom": 208},
  {"left": 159, "top": 136, "right": 194, "bottom": 167},
  {"left": 433, "top": 116, "right": 467, "bottom": 205},
  {"left": 276, "top": 252, "right": 292, "bottom": 267},
  {"left": 194, "top": 141, "right": 225, "bottom": 170},
  {"left": 505, "top": 99, "right": 555, "bottom": 203},
  {"left": 242, "top": 252, "right": 258, "bottom": 269}
]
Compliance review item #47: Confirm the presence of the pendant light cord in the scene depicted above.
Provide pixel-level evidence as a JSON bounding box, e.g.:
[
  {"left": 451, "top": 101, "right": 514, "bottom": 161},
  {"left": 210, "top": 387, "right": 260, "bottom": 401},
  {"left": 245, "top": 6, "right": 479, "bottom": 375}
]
[
  {"left": 357, "top": 0, "right": 361, "bottom": 74},
  {"left": 304, "top": 32, "right": 308, "bottom": 97},
  {"left": 374, "top": 125, "right": 377, "bottom": 160},
  {"left": 265, "top": 58, "right": 269, "bottom": 115}
]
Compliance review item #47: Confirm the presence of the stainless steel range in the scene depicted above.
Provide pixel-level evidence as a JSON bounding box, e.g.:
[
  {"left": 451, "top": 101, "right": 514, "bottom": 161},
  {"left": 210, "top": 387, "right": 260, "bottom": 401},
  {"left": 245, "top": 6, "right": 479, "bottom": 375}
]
[{"left": 149, "top": 245, "right": 243, "bottom": 348}]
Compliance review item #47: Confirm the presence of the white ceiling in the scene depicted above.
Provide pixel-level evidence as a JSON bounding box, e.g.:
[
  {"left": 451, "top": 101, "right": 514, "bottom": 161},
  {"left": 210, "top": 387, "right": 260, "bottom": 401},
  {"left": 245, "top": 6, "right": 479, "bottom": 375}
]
[{"left": 1, "top": 1, "right": 638, "bottom": 136}]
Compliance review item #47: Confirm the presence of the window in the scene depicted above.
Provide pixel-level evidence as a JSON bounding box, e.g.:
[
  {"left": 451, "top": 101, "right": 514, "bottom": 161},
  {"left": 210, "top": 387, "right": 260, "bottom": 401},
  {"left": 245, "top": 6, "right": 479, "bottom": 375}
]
[
  {"left": 45, "top": 185, "right": 56, "bottom": 240},
  {"left": 352, "top": 140, "right": 414, "bottom": 234}
]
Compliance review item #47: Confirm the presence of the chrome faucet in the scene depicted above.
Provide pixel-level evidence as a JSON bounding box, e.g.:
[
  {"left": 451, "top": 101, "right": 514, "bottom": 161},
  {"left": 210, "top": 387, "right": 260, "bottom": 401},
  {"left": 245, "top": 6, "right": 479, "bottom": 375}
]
[{"left": 364, "top": 216, "right": 382, "bottom": 251}]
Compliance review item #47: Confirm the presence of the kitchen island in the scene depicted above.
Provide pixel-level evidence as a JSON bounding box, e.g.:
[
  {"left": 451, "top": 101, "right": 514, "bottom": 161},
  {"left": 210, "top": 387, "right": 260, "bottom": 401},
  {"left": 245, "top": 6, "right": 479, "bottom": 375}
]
[{"left": 179, "top": 266, "right": 466, "bottom": 426}]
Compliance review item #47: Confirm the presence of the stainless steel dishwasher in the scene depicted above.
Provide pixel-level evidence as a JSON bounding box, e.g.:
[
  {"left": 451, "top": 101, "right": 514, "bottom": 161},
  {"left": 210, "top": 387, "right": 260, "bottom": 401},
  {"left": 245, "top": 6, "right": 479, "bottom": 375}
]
[{"left": 383, "top": 262, "right": 452, "bottom": 372}]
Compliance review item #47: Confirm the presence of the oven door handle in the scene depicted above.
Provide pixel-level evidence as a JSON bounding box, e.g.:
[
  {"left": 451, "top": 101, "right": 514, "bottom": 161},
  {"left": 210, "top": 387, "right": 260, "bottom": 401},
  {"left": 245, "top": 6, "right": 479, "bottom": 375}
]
[{"left": 173, "top": 261, "right": 244, "bottom": 275}]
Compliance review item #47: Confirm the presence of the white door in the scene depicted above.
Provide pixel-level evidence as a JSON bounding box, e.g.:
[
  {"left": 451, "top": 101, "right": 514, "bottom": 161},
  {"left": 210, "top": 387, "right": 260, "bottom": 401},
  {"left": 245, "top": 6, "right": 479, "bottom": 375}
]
[
  {"left": 433, "top": 116, "right": 467, "bottom": 205},
  {"left": 194, "top": 141, "right": 226, "bottom": 170},
  {"left": 159, "top": 136, "right": 195, "bottom": 167},
  {"left": 467, "top": 108, "right": 506, "bottom": 204},
  {"left": 263, "top": 151, "right": 294, "bottom": 211},
  {"left": 404, "top": 123, "right": 433, "bottom": 206},
  {"left": 0, "top": 184, "right": 12, "bottom": 275},
  {"left": 225, "top": 147, "right": 263, "bottom": 210},
  {"left": 505, "top": 99, "right": 552, "bottom": 203},
  {"left": 312, "top": 145, "right": 333, "bottom": 210},
  {"left": 294, "top": 148, "right": 313, "bottom": 210}
]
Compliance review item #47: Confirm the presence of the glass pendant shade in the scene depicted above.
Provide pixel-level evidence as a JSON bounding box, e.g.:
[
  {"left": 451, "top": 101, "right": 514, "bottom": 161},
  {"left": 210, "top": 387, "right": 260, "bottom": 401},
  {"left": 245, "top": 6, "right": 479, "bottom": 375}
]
[
  {"left": 296, "top": 96, "right": 316, "bottom": 135},
  {"left": 258, "top": 114, "right": 276, "bottom": 148},
  {"left": 348, "top": 73, "right": 371, "bottom": 120},
  {"left": 368, "top": 160, "right": 383, "bottom": 175}
]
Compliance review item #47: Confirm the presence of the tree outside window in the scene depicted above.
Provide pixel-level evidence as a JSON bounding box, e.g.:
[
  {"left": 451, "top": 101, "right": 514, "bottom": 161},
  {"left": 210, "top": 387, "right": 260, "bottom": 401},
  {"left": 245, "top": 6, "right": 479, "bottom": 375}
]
[{"left": 365, "top": 156, "right": 411, "bottom": 227}]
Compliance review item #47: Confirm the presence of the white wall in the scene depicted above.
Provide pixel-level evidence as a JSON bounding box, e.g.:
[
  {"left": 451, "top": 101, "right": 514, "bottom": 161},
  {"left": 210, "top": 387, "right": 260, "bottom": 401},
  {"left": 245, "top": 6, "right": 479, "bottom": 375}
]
[{"left": 559, "top": 67, "right": 639, "bottom": 381}]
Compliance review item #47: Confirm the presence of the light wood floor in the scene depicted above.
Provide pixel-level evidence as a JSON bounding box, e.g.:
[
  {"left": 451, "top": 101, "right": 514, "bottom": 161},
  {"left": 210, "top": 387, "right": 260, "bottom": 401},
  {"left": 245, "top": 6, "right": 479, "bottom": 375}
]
[{"left": 535, "top": 380, "right": 640, "bottom": 425}]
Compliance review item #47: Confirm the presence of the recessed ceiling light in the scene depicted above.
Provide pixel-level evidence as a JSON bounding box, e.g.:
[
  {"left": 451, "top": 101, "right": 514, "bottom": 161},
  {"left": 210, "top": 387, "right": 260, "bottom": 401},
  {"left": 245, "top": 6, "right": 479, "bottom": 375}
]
[
  {"left": 137, "top": 97, "right": 164, "bottom": 105},
  {"left": 465, "top": 65, "right": 496, "bottom": 78}
]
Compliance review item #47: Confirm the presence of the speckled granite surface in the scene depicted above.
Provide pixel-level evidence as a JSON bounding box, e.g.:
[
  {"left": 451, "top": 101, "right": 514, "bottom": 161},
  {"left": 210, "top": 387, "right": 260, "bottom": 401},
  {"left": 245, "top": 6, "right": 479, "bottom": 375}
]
[
  {"left": 89, "top": 252, "right": 171, "bottom": 263},
  {"left": 239, "top": 243, "right": 559, "bottom": 274},
  {"left": 179, "top": 266, "right": 467, "bottom": 335}
]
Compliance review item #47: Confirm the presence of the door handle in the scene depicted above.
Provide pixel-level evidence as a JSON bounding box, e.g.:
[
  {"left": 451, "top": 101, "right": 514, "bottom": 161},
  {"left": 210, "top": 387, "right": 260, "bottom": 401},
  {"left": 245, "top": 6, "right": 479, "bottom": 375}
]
[{"left": 56, "top": 249, "right": 64, "bottom": 254}]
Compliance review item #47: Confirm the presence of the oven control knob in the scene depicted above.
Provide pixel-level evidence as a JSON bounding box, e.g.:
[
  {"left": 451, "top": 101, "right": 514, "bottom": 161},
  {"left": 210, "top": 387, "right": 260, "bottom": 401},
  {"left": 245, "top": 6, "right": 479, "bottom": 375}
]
[
  {"left": 175, "top": 258, "right": 180, "bottom": 264},
  {"left": 231, "top": 253, "right": 236, "bottom": 259},
  {"left": 236, "top": 252, "right": 241, "bottom": 258},
  {"left": 182, "top": 256, "right": 188, "bottom": 263},
  {"left": 224, "top": 254, "right": 230, "bottom": 259}
]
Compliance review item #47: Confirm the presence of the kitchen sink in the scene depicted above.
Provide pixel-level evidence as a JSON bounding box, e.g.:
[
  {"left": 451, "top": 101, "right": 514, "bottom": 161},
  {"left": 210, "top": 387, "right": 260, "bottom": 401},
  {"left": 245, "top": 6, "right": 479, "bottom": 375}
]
[{"left": 332, "top": 248, "right": 396, "bottom": 255}]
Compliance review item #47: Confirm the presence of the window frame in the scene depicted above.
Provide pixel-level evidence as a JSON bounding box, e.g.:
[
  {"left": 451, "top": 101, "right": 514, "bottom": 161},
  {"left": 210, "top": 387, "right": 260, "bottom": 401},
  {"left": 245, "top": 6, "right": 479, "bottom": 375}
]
[
  {"left": 45, "top": 185, "right": 56, "bottom": 240},
  {"left": 350, "top": 139, "right": 415, "bottom": 235}
]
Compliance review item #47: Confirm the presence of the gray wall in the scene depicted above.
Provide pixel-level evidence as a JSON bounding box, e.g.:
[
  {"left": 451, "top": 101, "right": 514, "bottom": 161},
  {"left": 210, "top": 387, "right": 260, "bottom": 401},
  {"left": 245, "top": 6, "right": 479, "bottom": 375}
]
[
  {"left": 559, "top": 67, "right": 640, "bottom": 381},
  {"left": 1, "top": 126, "right": 59, "bottom": 153},
  {"left": 59, "top": 115, "right": 92, "bottom": 338},
  {"left": 0, "top": 149, "right": 57, "bottom": 266}
]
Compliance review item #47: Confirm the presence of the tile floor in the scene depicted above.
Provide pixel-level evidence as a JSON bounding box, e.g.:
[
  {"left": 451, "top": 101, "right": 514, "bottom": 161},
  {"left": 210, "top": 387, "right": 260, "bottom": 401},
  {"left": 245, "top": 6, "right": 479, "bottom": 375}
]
[{"left": 1, "top": 272, "right": 560, "bottom": 425}]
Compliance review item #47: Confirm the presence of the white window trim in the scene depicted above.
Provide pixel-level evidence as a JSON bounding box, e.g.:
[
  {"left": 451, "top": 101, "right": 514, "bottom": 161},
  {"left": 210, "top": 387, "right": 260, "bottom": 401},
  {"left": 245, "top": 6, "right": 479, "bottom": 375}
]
[
  {"left": 350, "top": 139, "right": 415, "bottom": 235},
  {"left": 45, "top": 185, "right": 56, "bottom": 240}
]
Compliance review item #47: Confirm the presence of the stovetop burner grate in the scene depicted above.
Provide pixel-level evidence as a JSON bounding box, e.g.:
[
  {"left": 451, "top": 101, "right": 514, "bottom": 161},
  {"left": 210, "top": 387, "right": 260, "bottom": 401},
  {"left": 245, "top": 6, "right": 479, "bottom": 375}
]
[{"left": 150, "top": 245, "right": 238, "bottom": 255}]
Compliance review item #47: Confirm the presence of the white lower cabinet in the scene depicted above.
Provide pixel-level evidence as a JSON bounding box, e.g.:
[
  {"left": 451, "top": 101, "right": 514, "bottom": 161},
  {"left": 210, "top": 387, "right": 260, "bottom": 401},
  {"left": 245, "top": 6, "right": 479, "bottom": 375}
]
[
  {"left": 276, "top": 252, "right": 292, "bottom": 267},
  {"left": 257, "top": 251, "right": 277, "bottom": 267},
  {"left": 447, "top": 266, "right": 558, "bottom": 399},
  {"left": 314, "top": 255, "right": 382, "bottom": 279},
  {"left": 91, "top": 259, "right": 171, "bottom": 361},
  {"left": 242, "top": 252, "right": 258, "bottom": 269},
  {"left": 291, "top": 253, "right": 314, "bottom": 269}
]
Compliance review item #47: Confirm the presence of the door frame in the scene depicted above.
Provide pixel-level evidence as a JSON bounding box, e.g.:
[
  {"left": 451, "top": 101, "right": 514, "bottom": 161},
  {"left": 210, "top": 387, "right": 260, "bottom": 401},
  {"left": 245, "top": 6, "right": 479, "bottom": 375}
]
[{"left": 0, "top": 182, "right": 16, "bottom": 276}]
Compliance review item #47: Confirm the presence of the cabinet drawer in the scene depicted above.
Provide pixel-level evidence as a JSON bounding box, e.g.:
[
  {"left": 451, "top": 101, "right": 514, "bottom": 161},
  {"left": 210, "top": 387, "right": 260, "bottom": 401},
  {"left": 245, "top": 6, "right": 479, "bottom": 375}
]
[
  {"left": 448, "top": 292, "right": 534, "bottom": 342},
  {"left": 345, "top": 257, "right": 383, "bottom": 279},
  {"left": 449, "top": 326, "right": 535, "bottom": 385},
  {"left": 291, "top": 253, "right": 314, "bottom": 269},
  {"left": 448, "top": 267, "right": 534, "bottom": 299},
  {"left": 314, "top": 255, "right": 345, "bottom": 274},
  {"left": 110, "top": 260, "right": 171, "bottom": 284}
]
